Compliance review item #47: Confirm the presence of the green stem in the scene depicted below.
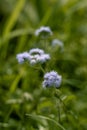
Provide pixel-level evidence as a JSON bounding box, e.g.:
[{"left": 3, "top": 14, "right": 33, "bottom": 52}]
[
  {"left": 54, "top": 91, "right": 69, "bottom": 121},
  {"left": 57, "top": 101, "right": 61, "bottom": 123},
  {"left": 4, "top": 105, "right": 14, "bottom": 122},
  {"left": 39, "top": 65, "right": 45, "bottom": 73}
]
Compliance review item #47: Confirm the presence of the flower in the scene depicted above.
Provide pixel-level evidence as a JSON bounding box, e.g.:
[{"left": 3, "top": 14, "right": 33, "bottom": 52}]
[
  {"left": 28, "top": 48, "right": 50, "bottom": 65},
  {"left": 16, "top": 52, "right": 30, "bottom": 64},
  {"left": 29, "top": 48, "right": 44, "bottom": 55},
  {"left": 16, "top": 48, "right": 50, "bottom": 65},
  {"left": 42, "top": 71, "right": 62, "bottom": 88},
  {"left": 36, "top": 54, "right": 50, "bottom": 63},
  {"left": 52, "top": 39, "right": 63, "bottom": 47},
  {"left": 51, "top": 39, "right": 64, "bottom": 52},
  {"left": 35, "top": 26, "right": 53, "bottom": 38}
]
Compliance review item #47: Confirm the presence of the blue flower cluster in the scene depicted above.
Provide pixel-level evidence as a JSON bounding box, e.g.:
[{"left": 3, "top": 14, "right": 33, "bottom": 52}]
[
  {"left": 16, "top": 48, "right": 50, "bottom": 65},
  {"left": 42, "top": 71, "right": 62, "bottom": 88},
  {"left": 16, "top": 26, "right": 62, "bottom": 88}
]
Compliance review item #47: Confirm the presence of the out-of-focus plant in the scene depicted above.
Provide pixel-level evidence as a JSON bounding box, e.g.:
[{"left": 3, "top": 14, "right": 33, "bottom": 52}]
[{"left": 0, "top": 0, "right": 87, "bottom": 130}]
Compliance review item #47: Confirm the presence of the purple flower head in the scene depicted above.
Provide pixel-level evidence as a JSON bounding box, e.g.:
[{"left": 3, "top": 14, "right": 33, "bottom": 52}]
[
  {"left": 52, "top": 39, "right": 63, "bottom": 47},
  {"left": 42, "top": 71, "right": 62, "bottom": 88},
  {"left": 29, "top": 48, "right": 44, "bottom": 55},
  {"left": 16, "top": 52, "right": 30, "bottom": 64},
  {"left": 28, "top": 48, "right": 50, "bottom": 65},
  {"left": 35, "top": 26, "right": 53, "bottom": 38}
]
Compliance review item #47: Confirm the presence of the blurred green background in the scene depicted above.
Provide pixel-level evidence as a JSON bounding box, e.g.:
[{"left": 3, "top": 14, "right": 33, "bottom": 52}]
[{"left": 0, "top": 0, "right": 87, "bottom": 130}]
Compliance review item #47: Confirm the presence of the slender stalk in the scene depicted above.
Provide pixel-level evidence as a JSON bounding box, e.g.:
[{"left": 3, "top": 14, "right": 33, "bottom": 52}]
[
  {"left": 4, "top": 105, "right": 14, "bottom": 122},
  {"left": 57, "top": 101, "right": 61, "bottom": 123}
]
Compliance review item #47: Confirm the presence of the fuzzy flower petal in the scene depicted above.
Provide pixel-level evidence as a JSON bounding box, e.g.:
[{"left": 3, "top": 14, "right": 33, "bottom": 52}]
[
  {"left": 16, "top": 52, "right": 30, "bottom": 64},
  {"left": 52, "top": 39, "right": 63, "bottom": 47},
  {"left": 37, "top": 54, "right": 50, "bottom": 63},
  {"left": 28, "top": 48, "right": 50, "bottom": 65},
  {"left": 29, "top": 48, "right": 44, "bottom": 55},
  {"left": 42, "top": 71, "right": 62, "bottom": 88},
  {"left": 35, "top": 26, "right": 53, "bottom": 38}
]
